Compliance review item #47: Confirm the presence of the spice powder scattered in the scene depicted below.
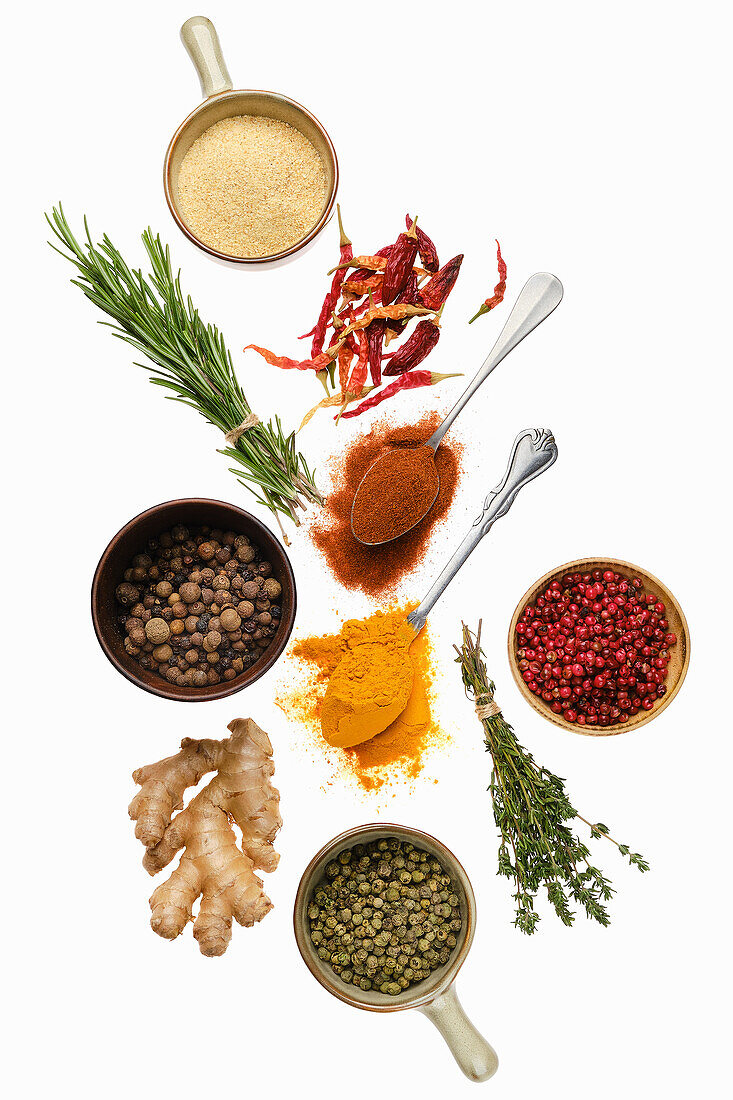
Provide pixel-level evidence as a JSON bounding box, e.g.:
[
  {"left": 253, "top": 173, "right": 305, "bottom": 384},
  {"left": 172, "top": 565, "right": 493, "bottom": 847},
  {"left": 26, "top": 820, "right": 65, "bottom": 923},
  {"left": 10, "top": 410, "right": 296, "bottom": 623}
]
[
  {"left": 277, "top": 606, "right": 449, "bottom": 792},
  {"left": 309, "top": 412, "right": 461, "bottom": 596},
  {"left": 177, "top": 115, "right": 327, "bottom": 258}
]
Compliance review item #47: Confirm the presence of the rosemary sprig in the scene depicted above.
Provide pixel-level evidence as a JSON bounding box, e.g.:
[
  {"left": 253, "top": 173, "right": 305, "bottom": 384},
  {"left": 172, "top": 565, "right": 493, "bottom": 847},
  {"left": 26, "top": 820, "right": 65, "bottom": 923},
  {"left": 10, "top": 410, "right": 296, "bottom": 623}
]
[
  {"left": 46, "top": 205, "right": 324, "bottom": 534},
  {"left": 455, "top": 622, "right": 649, "bottom": 933}
]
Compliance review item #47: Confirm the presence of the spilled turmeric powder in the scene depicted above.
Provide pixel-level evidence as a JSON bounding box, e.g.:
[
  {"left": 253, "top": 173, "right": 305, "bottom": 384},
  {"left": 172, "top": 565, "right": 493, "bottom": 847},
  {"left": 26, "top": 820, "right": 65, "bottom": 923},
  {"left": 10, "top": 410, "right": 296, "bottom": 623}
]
[{"left": 280, "top": 606, "right": 444, "bottom": 791}]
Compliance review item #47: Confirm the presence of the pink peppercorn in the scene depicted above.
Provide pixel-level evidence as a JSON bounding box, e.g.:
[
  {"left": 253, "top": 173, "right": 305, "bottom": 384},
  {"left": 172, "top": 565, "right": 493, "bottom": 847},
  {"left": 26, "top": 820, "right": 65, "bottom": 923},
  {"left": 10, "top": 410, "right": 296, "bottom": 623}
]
[{"left": 516, "top": 569, "right": 677, "bottom": 726}]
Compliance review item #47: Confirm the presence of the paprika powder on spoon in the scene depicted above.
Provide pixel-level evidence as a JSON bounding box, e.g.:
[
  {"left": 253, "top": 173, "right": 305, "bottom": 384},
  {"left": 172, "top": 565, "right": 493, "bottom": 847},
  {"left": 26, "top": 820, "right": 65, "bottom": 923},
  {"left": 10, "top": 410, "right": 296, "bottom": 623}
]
[{"left": 351, "top": 444, "right": 440, "bottom": 545}]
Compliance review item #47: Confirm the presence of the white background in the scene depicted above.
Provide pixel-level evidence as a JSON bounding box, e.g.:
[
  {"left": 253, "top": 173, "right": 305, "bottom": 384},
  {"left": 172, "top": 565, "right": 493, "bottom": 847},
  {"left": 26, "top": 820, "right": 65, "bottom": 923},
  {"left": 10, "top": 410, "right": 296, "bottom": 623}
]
[{"left": 4, "top": 1, "right": 731, "bottom": 1097}]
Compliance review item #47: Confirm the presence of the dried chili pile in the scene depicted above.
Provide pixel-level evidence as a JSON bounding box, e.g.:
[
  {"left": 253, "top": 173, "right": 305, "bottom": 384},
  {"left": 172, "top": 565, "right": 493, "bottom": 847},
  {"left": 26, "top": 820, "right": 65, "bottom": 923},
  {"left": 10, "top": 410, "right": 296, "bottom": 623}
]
[
  {"left": 244, "top": 209, "right": 466, "bottom": 424},
  {"left": 309, "top": 412, "right": 461, "bottom": 596}
]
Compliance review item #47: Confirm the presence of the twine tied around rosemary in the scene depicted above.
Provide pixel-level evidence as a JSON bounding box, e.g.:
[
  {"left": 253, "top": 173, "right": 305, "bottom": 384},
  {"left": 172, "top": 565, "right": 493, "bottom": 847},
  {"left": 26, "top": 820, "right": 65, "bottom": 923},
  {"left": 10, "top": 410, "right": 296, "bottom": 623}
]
[
  {"left": 224, "top": 412, "right": 261, "bottom": 445},
  {"left": 475, "top": 693, "right": 501, "bottom": 720}
]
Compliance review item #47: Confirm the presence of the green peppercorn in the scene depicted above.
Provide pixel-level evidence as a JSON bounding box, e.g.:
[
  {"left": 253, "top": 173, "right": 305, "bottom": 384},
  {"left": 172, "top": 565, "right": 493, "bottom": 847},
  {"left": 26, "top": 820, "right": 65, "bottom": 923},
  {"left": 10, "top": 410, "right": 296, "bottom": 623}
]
[{"left": 307, "top": 837, "right": 462, "bottom": 998}]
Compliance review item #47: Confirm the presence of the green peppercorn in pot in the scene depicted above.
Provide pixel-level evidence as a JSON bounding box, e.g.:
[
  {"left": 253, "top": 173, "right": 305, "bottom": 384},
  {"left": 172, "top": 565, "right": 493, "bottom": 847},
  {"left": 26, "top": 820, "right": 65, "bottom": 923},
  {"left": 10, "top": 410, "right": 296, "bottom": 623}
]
[{"left": 307, "top": 838, "right": 462, "bottom": 996}]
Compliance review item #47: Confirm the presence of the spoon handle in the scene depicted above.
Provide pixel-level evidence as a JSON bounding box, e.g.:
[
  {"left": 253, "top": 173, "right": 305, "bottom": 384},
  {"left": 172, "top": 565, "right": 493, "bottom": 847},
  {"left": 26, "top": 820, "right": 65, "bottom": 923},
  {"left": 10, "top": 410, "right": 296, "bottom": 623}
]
[
  {"left": 426, "top": 272, "right": 563, "bottom": 450},
  {"left": 407, "top": 428, "right": 558, "bottom": 632}
]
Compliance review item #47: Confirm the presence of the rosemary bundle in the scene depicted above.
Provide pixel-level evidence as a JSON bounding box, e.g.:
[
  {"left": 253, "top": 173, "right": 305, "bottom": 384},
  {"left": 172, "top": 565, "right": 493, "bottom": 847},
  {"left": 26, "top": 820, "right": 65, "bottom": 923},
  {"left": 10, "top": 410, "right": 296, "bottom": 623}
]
[
  {"left": 46, "top": 206, "right": 323, "bottom": 533},
  {"left": 456, "top": 623, "right": 649, "bottom": 933}
]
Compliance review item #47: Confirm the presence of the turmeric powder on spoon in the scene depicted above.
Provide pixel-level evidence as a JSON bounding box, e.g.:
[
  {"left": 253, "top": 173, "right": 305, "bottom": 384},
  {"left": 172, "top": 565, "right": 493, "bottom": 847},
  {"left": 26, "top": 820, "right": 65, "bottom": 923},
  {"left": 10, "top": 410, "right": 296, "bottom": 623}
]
[
  {"left": 320, "top": 610, "right": 416, "bottom": 747},
  {"left": 280, "top": 608, "right": 440, "bottom": 791}
]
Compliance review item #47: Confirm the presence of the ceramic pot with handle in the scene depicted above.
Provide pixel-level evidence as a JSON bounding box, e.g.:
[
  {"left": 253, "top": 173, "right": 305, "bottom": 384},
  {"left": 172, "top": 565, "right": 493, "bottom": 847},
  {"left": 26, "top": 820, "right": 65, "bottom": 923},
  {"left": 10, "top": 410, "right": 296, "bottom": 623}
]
[
  {"left": 294, "top": 823, "right": 499, "bottom": 1083},
  {"left": 164, "top": 16, "right": 338, "bottom": 264}
]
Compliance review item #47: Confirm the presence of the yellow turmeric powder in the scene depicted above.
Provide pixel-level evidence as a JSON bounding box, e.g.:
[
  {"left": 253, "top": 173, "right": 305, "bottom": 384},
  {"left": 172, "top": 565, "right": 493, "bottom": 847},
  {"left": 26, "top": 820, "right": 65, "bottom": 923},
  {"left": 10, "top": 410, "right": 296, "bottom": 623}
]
[
  {"left": 282, "top": 607, "right": 442, "bottom": 791},
  {"left": 320, "top": 610, "right": 416, "bottom": 747}
]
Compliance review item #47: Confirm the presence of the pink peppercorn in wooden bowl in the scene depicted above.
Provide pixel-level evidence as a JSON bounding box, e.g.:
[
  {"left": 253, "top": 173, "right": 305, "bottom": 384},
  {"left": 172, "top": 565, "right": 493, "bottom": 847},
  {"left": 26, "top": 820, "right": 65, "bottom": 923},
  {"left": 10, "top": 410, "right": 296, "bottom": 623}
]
[
  {"left": 508, "top": 557, "right": 690, "bottom": 736},
  {"left": 91, "top": 499, "right": 296, "bottom": 702}
]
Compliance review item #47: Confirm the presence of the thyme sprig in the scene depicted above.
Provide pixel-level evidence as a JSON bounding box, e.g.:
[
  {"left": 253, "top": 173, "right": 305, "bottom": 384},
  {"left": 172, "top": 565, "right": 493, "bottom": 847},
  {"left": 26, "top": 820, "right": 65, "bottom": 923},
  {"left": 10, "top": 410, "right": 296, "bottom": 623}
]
[
  {"left": 46, "top": 206, "right": 323, "bottom": 533},
  {"left": 456, "top": 622, "right": 649, "bottom": 933}
]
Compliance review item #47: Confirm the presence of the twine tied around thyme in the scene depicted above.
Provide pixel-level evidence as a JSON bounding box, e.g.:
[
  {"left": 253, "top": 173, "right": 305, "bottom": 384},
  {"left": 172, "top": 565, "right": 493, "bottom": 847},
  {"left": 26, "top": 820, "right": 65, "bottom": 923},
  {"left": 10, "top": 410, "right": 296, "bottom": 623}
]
[
  {"left": 475, "top": 693, "right": 501, "bottom": 720},
  {"left": 224, "top": 412, "right": 261, "bottom": 445}
]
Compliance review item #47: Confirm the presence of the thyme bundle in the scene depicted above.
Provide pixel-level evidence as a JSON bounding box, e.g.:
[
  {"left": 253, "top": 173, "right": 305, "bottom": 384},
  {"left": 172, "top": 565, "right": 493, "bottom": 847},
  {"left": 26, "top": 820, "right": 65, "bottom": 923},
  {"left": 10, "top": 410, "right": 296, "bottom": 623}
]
[
  {"left": 46, "top": 206, "right": 323, "bottom": 533},
  {"left": 456, "top": 623, "right": 649, "bottom": 933}
]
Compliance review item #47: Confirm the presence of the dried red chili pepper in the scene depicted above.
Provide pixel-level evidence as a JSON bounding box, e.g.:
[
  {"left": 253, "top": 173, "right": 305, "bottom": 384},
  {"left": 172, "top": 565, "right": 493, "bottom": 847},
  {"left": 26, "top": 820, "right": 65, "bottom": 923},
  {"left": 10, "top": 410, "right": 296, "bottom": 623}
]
[
  {"left": 383, "top": 315, "right": 441, "bottom": 376},
  {"left": 338, "top": 298, "right": 372, "bottom": 323},
  {"left": 335, "top": 307, "right": 358, "bottom": 392},
  {"left": 329, "top": 254, "right": 389, "bottom": 276},
  {"left": 406, "top": 213, "right": 439, "bottom": 272},
  {"left": 338, "top": 302, "right": 432, "bottom": 342},
  {"left": 468, "top": 240, "right": 507, "bottom": 323},
  {"left": 381, "top": 219, "right": 420, "bottom": 305},
  {"left": 348, "top": 244, "right": 395, "bottom": 282},
  {"left": 298, "top": 386, "right": 374, "bottom": 431},
  {"left": 346, "top": 330, "right": 370, "bottom": 396},
  {"left": 385, "top": 270, "right": 419, "bottom": 344},
  {"left": 338, "top": 369, "right": 461, "bottom": 419},
  {"left": 418, "top": 254, "right": 464, "bottom": 310},
  {"left": 305, "top": 206, "right": 353, "bottom": 354},
  {"left": 343, "top": 274, "right": 383, "bottom": 296},
  {"left": 244, "top": 345, "right": 335, "bottom": 372},
  {"left": 366, "top": 317, "right": 386, "bottom": 386},
  {"left": 338, "top": 337, "right": 356, "bottom": 392}
]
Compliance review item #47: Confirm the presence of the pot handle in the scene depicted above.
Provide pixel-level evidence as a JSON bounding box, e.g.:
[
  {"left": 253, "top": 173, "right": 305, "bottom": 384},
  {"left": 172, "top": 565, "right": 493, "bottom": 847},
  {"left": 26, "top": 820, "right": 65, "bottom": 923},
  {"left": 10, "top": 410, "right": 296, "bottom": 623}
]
[
  {"left": 180, "top": 16, "right": 233, "bottom": 99},
  {"left": 418, "top": 984, "right": 498, "bottom": 1083}
]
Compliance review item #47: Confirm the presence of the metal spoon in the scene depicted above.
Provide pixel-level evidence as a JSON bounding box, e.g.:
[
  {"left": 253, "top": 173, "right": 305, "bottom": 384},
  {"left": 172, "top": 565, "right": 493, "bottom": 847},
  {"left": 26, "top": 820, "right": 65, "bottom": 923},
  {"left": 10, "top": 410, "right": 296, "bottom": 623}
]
[
  {"left": 407, "top": 427, "right": 559, "bottom": 633},
  {"left": 321, "top": 429, "right": 558, "bottom": 747},
  {"left": 351, "top": 272, "right": 563, "bottom": 545},
  {"left": 319, "top": 429, "right": 554, "bottom": 748}
]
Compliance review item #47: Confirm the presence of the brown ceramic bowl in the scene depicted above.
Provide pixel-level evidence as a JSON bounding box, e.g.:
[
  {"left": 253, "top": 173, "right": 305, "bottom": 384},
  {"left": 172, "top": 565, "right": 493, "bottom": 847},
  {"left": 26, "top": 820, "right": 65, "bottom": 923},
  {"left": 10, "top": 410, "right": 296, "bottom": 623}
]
[
  {"left": 294, "top": 823, "right": 498, "bottom": 1082},
  {"left": 91, "top": 498, "right": 296, "bottom": 702},
  {"left": 508, "top": 557, "right": 690, "bottom": 735}
]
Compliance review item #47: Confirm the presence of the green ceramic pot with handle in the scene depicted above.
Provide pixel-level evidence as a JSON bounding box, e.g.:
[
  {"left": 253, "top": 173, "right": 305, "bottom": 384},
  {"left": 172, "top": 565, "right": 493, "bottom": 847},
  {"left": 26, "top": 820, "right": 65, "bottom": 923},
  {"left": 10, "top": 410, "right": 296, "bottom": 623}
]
[{"left": 294, "top": 823, "right": 499, "bottom": 1083}]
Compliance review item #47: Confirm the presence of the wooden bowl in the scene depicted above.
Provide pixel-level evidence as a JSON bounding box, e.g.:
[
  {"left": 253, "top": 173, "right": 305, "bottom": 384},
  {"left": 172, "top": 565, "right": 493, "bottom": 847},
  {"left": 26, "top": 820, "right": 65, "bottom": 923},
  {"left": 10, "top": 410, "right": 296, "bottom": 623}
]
[
  {"left": 508, "top": 557, "right": 690, "bottom": 735},
  {"left": 91, "top": 498, "right": 296, "bottom": 702}
]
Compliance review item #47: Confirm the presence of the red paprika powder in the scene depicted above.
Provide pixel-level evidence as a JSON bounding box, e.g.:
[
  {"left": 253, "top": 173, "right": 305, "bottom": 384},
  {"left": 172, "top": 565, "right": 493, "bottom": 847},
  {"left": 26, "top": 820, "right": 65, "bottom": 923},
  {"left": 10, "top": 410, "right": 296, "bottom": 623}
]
[
  {"left": 351, "top": 444, "right": 439, "bottom": 545},
  {"left": 309, "top": 412, "right": 461, "bottom": 596}
]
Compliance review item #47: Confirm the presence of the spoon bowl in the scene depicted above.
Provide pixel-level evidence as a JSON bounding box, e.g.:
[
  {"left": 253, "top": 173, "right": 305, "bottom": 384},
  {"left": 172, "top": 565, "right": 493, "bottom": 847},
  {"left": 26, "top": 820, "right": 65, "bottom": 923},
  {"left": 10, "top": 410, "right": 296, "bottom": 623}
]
[
  {"left": 350, "top": 273, "right": 563, "bottom": 545},
  {"left": 351, "top": 443, "right": 440, "bottom": 546}
]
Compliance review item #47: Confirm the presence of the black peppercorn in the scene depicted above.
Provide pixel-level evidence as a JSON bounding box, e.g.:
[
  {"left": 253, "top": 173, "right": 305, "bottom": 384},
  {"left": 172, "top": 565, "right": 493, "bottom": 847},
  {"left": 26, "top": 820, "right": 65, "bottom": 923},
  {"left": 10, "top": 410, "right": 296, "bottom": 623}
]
[{"left": 115, "top": 523, "right": 282, "bottom": 689}]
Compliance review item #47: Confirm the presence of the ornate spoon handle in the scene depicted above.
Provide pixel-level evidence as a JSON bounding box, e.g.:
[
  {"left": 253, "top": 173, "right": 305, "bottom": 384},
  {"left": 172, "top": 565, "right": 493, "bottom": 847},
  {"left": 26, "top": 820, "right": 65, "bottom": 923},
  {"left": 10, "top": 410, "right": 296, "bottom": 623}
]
[{"left": 407, "top": 428, "right": 558, "bottom": 633}]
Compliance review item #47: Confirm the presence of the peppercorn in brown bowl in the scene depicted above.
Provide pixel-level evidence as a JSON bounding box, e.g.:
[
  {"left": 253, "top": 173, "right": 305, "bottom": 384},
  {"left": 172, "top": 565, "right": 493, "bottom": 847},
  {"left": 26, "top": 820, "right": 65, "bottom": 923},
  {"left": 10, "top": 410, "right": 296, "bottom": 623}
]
[{"left": 91, "top": 499, "right": 296, "bottom": 702}]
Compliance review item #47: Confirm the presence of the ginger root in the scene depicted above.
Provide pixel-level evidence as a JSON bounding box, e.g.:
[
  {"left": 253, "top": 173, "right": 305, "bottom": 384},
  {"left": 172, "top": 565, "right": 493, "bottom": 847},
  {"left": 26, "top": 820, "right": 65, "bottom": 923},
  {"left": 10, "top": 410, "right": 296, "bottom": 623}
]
[{"left": 129, "top": 717, "right": 282, "bottom": 956}]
